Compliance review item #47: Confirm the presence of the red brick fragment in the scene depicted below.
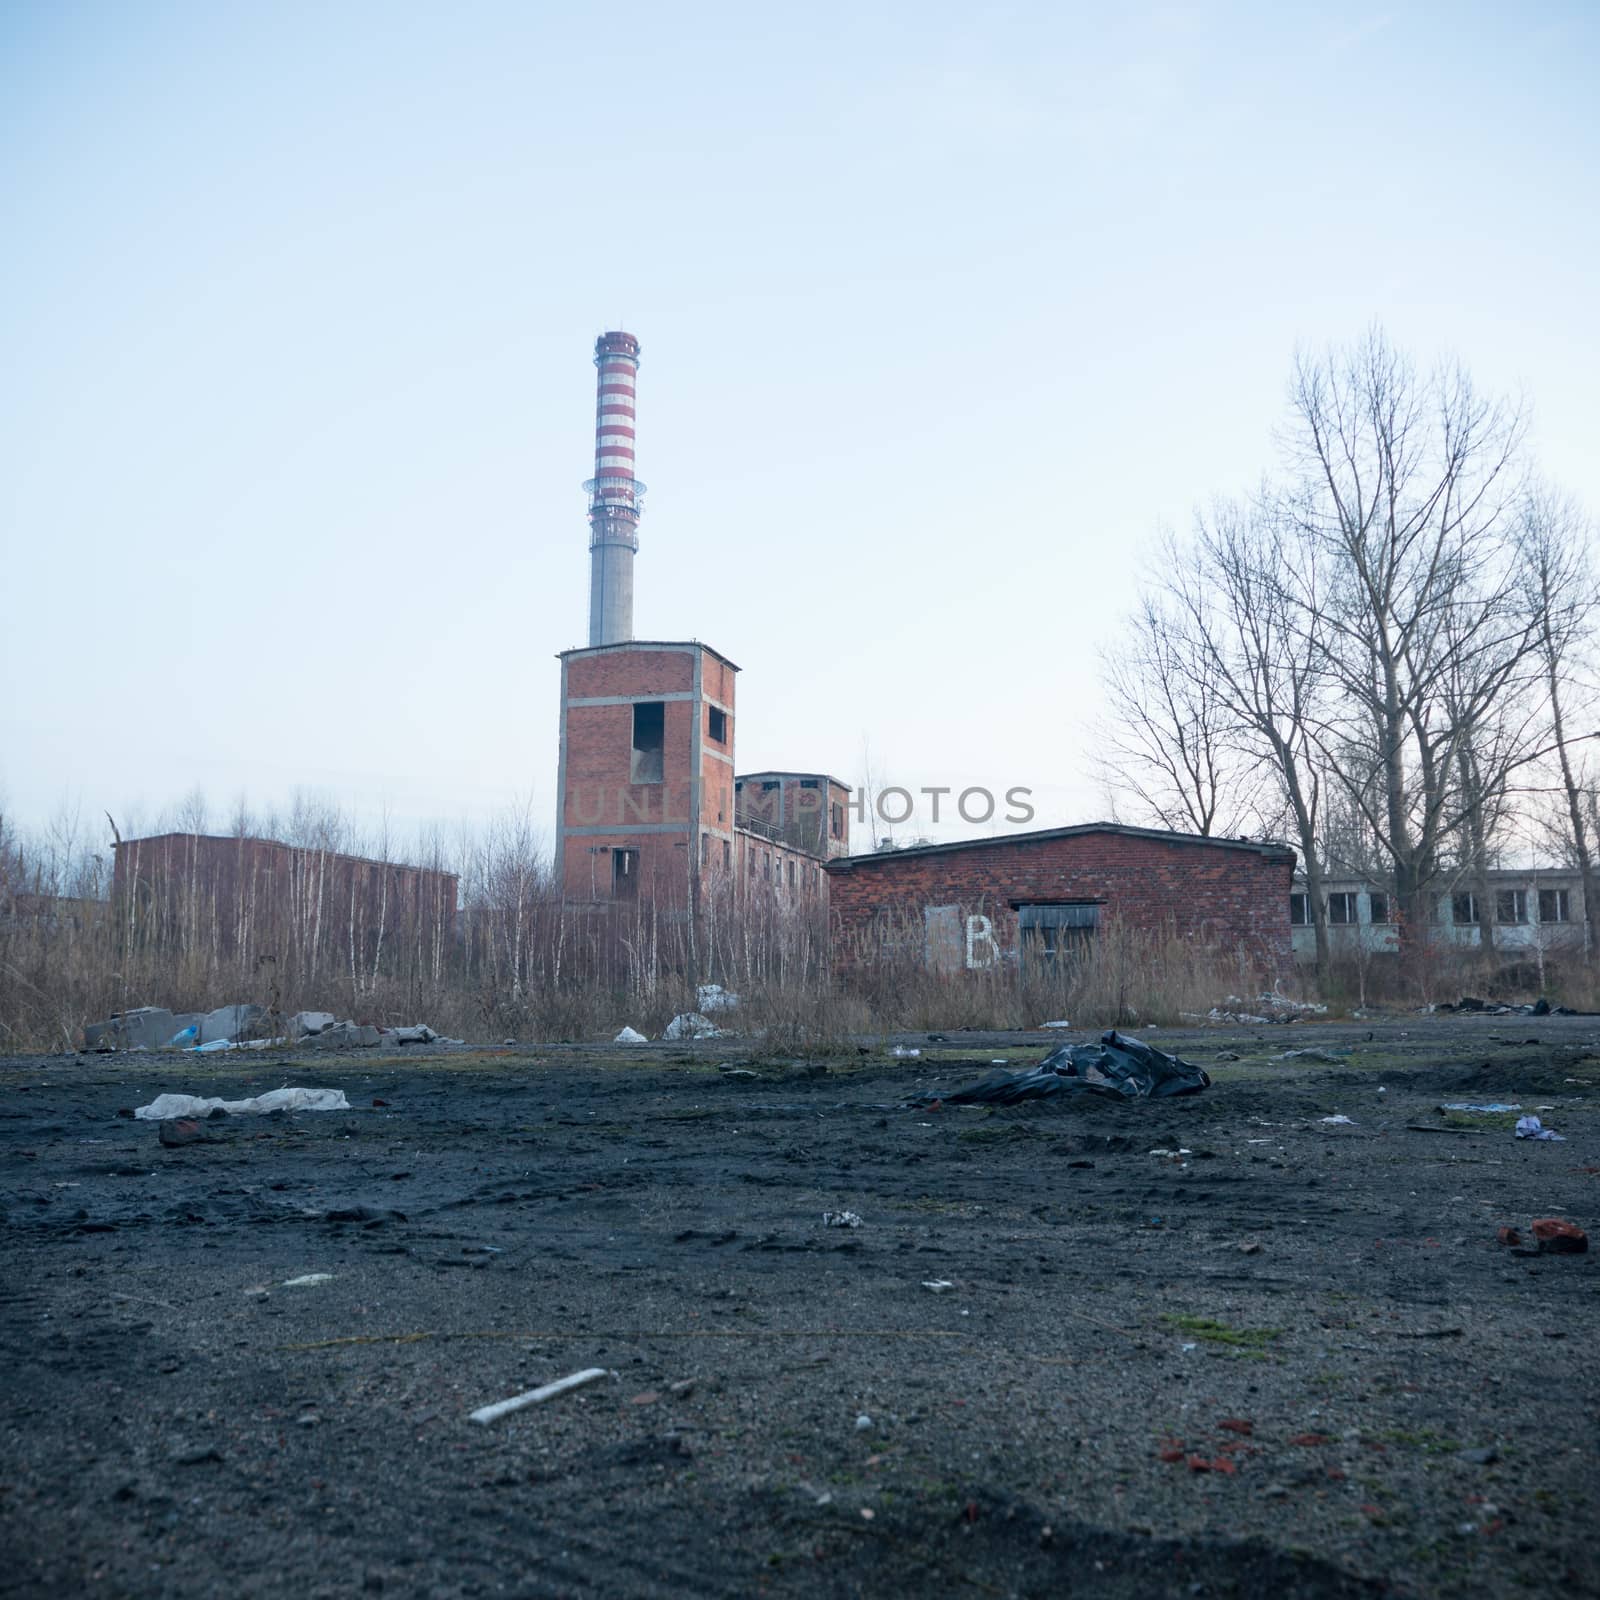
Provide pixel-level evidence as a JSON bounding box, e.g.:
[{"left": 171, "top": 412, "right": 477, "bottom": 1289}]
[
  {"left": 1497, "top": 1227, "right": 1522, "bottom": 1247},
  {"left": 1288, "top": 1433, "right": 1330, "bottom": 1446},
  {"left": 1531, "top": 1218, "right": 1588, "bottom": 1254},
  {"left": 1218, "top": 1418, "right": 1253, "bottom": 1436},
  {"left": 1158, "top": 1447, "right": 1185, "bottom": 1464}
]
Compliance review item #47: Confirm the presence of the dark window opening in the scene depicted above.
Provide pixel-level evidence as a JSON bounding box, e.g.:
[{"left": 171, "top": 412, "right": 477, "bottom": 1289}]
[
  {"left": 1452, "top": 892, "right": 1479, "bottom": 926},
  {"left": 1328, "top": 891, "right": 1357, "bottom": 925},
  {"left": 700, "top": 833, "right": 710, "bottom": 867},
  {"left": 1369, "top": 892, "right": 1390, "bottom": 925},
  {"left": 1018, "top": 903, "right": 1099, "bottom": 971},
  {"left": 722, "top": 838, "right": 731, "bottom": 871},
  {"left": 761, "top": 780, "right": 779, "bottom": 793},
  {"left": 1289, "top": 893, "right": 1310, "bottom": 926},
  {"left": 612, "top": 847, "right": 639, "bottom": 898},
  {"left": 631, "top": 702, "right": 664, "bottom": 784},
  {"left": 1539, "top": 887, "right": 1571, "bottom": 923},
  {"left": 800, "top": 778, "right": 818, "bottom": 789},
  {"left": 1496, "top": 888, "right": 1527, "bottom": 924},
  {"left": 830, "top": 802, "right": 844, "bottom": 839},
  {"left": 707, "top": 706, "right": 727, "bottom": 744},
  {"left": 787, "top": 859, "right": 795, "bottom": 887}
]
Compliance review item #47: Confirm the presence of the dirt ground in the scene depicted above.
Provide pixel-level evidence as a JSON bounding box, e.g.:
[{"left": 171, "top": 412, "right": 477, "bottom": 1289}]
[{"left": 2, "top": 1016, "right": 1597, "bottom": 1599}]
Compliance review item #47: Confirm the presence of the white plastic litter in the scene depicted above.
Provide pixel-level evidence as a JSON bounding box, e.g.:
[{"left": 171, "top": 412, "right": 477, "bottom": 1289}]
[
  {"left": 1515, "top": 1115, "right": 1565, "bottom": 1142},
  {"left": 134, "top": 1087, "right": 351, "bottom": 1121},
  {"left": 823, "top": 1210, "right": 863, "bottom": 1228},
  {"left": 469, "top": 1367, "right": 608, "bottom": 1425},
  {"left": 614, "top": 1026, "right": 648, "bottom": 1045},
  {"left": 1320, "top": 1115, "right": 1357, "bottom": 1126},
  {"left": 891, "top": 1046, "right": 921, "bottom": 1058},
  {"left": 189, "top": 1039, "right": 236, "bottom": 1054},
  {"left": 921, "top": 1280, "right": 954, "bottom": 1293},
  {"left": 1039, "top": 1020, "right": 1072, "bottom": 1029},
  {"left": 282, "top": 1273, "right": 334, "bottom": 1287}
]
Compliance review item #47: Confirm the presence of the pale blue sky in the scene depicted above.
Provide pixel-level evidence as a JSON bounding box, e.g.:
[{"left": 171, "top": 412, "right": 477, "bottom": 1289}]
[{"left": 3, "top": 1, "right": 1597, "bottom": 857}]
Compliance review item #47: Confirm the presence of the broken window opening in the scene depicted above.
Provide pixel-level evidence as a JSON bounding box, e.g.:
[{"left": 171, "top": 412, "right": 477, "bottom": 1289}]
[
  {"left": 830, "top": 802, "right": 844, "bottom": 840},
  {"left": 1017, "top": 903, "right": 1099, "bottom": 974},
  {"left": 631, "top": 702, "right": 664, "bottom": 784},
  {"left": 1327, "top": 892, "right": 1357, "bottom": 925},
  {"left": 1539, "top": 887, "right": 1570, "bottom": 923},
  {"left": 707, "top": 706, "right": 727, "bottom": 744},
  {"left": 1452, "top": 892, "right": 1479, "bottom": 926},
  {"left": 1289, "top": 893, "right": 1310, "bottom": 926},
  {"left": 612, "top": 847, "right": 639, "bottom": 898},
  {"left": 1495, "top": 888, "right": 1527, "bottom": 924},
  {"left": 1368, "top": 892, "right": 1390, "bottom": 925}
]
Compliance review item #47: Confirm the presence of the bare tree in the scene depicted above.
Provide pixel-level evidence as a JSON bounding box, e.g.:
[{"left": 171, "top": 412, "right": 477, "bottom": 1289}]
[
  {"left": 1160, "top": 500, "right": 1335, "bottom": 977},
  {"left": 1518, "top": 484, "right": 1600, "bottom": 962},
  {"left": 1282, "top": 328, "right": 1542, "bottom": 957},
  {"left": 1097, "top": 591, "right": 1267, "bottom": 837}
]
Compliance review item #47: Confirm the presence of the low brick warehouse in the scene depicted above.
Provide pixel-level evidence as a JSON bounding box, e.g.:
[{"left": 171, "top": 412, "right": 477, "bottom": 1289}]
[{"left": 825, "top": 823, "right": 1296, "bottom": 975}]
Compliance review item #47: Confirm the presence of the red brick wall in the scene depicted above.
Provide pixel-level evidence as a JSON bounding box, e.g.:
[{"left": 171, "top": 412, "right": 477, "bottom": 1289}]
[
  {"left": 566, "top": 649, "right": 695, "bottom": 698},
  {"left": 826, "top": 830, "right": 1294, "bottom": 970},
  {"left": 558, "top": 643, "right": 739, "bottom": 903}
]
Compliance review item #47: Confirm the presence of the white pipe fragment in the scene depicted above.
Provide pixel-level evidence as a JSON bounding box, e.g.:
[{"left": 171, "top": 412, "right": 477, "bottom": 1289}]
[{"left": 469, "top": 1367, "right": 608, "bottom": 1425}]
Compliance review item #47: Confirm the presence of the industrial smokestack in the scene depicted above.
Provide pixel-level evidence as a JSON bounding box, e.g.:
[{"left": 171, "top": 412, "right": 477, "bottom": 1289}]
[{"left": 584, "top": 331, "right": 645, "bottom": 646}]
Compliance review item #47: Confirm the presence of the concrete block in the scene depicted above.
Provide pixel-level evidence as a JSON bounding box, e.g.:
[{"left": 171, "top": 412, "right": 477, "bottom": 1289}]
[{"left": 199, "top": 1003, "right": 266, "bottom": 1044}]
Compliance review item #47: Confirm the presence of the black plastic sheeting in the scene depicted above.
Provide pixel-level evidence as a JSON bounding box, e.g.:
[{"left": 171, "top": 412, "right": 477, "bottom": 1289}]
[{"left": 924, "top": 1030, "right": 1211, "bottom": 1105}]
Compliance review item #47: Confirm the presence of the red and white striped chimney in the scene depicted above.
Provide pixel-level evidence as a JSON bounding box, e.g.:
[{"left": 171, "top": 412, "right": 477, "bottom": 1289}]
[{"left": 584, "top": 331, "right": 645, "bottom": 646}]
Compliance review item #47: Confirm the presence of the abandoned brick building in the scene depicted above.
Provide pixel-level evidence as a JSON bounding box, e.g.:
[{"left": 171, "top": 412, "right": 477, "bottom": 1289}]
[
  {"left": 554, "top": 333, "right": 1296, "bottom": 971},
  {"left": 826, "top": 824, "right": 1296, "bottom": 976},
  {"left": 555, "top": 336, "right": 850, "bottom": 911}
]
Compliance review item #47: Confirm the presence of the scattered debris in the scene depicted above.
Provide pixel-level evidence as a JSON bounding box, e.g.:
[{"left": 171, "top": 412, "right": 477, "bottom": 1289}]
[
  {"left": 921, "top": 1280, "right": 954, "bottom": 1293},
  {"left": 1038, "top": 1020, "right": 1072, "bottom": 1030},
  {"left": 1516, "top": 1116, "right": 1565, "bottom": 1142},
  {"left": 282, "top": 1273, "right": 334, "bottom": 1287},
  {"left": 823, "top": 1210, "right": 863, "bottom": 1228},
  {"left": 890, "top": 1046, "right": 921, "bottom": 1058},
  {"left": 921, "top": 1031, "right": 1210, "bottom": 1106},
  {"left": 696, "top": 983, "right": 740, "bottom": 1013},
  {"left": 1320, "top": 1115, "right": 1357, "bottom": 1126},
  {"left": 614, "top": 1026, "right": 648, "bottom": 1045},
  {"left": 1238, "top": 1238, "right": 1263, "bottom": 1255},
  {"left": 1530, "top": 1218, "right": 1587, "bottom": 1254},
  {"left": 854, "top": 1414, "right": 874, "bottom": 1431},
  {"left": 1497, "top": 1227, "right": 1523, "bottom": 1247},
  {"left": 663, "top": 1012, "right": 728, "bottom": 1041},
  {"left": 135, "top": 1087, "right": 351, "bottom": 1120},
  {"left": 158, "top": 1118, "right": 222, "bottom": 1148},
  {"left": 469, "top": 1367, "right": 609, "bottom": 1425},
  {"left": 1443, "top": 1103, "right": 1521, "bottom": 1114},
  {"left": 1279, "top": 1049, "right": 1347, "bottom": 1064}
]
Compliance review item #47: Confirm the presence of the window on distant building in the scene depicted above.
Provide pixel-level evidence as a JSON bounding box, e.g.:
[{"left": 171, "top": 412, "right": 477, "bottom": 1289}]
[
  {"left": 830, "top": 802, "right": 844, "bottom": 840},
  {"left": 700, "top": 833, "right": 709, "bottom": 867},
  {"left": 630, "top": 702, "right": 664, "bottom": 784},
  {"left": 1369, "top": 892, "right": 1390, "bottom": 925},
  {"left": 611, "top": 847, "right": 639, "bottom": 898},
  {"left": 788, "top": 859, "right": 795, "bottom": 887},
  {"left": 1539, "top": 887, "right": 1571, "bottom": 923},
  {"left": 1496, "top": 888, "right": 1528, "bottom": 924},
  {"left": 707, "top": 706, "right": 727, "bottom": 744},
  {"left": 1328, "top": 892, "right": 1357, "bottom": 925},
  {"left": 1452, "top": 892, "right": 1479, "bottom": 925},
  {"left": 722, "top": 838, "right": 731, "bottom": 872},
  {"left": 1289, "top": 893, "right": 1310, "bottom": 926}
]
